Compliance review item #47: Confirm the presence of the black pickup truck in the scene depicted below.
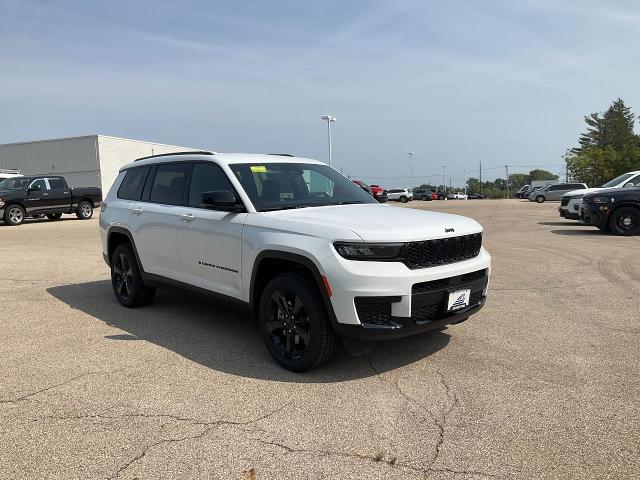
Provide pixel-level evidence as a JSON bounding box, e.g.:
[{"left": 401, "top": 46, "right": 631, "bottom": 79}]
[{"left": 0, "top": 175, "right": 102, "bottom": 226}]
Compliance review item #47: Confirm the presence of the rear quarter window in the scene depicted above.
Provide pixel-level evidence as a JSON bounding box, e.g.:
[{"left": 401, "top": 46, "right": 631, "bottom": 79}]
[{"left": 118, "top": 166, "right": 151, "bottom": 201}]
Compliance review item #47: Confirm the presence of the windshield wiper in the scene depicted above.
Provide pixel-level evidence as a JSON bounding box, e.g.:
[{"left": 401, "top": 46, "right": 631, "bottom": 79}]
[
  {"left": 332, "top": 201, "right": 365, "bottom": 205},
  {"left": 261, "top": 205, "right": 307, "bottom": 212}
]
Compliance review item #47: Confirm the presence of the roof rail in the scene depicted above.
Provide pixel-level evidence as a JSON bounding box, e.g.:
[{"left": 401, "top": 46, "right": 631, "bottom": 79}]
[
  {"left": 133, "top": 150, "right": 214, "bottom": 162},
  {"left": 0, "top": 168, "right": 21, "bottom": 174},
  {"left": 268, "top": 153, "right": 295, "bottom": 157}
]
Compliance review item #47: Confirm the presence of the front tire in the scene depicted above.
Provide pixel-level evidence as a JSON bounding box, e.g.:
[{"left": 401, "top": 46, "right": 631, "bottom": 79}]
[
  {"left": 258, "top": 272, "right": 338, "bottom": 372},
  {"left": 110, "top": 244, "right": 156, "bottom": 307},
  {"left": 76, "top": 201, "right": 93, "bottom": 220},
  {"left": 3, "top": 204, "right": 25, "bottom": 226},
  {"left": 608, "top": 206, "right": 640, "bottom": 236},
  {"left": 400, "top": 196, "right": 408, "bottom": 203},
  {"left": 535, "top": 195, "right": 545, "bottom": 203},
  {"left": 47, "top": 213, "right": 62, "bottom": 221}
]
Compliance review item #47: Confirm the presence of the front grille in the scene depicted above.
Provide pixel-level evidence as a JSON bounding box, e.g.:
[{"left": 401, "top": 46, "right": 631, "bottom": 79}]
[
  {"left": 560, "top": 197, "right": 570, "bottom": 207},
  {"left": 412, "top": 269, "right": 487, "bottom": 294},
  {"left": 404, "top": 233, "right": 482, "bottom": 269}
]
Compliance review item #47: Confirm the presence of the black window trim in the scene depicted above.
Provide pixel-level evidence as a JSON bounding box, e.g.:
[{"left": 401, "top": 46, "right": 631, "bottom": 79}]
[{"left": 122, "top": 160, "right": 247, "bottom": 211}]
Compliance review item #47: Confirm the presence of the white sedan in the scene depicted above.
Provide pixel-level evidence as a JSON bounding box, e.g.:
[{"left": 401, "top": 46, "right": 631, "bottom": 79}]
[{"left": 447, "top": 192, "right": 468, "bottom": 200}]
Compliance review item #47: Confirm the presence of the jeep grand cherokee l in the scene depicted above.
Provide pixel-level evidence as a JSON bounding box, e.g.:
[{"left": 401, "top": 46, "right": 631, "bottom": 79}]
[{"left": 100, "top": 152, "right": 491, "bottom": 371}]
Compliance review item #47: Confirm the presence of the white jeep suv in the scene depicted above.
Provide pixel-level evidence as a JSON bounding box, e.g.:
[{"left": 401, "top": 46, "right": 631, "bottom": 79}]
[{"left": 99, "top": 152, "right": 491, "bottom": 371}]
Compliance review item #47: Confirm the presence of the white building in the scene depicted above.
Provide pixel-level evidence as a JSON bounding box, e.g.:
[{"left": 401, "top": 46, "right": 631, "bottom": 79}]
[{"left": 0, "top": 135, "right": 201, "bottom": 193}]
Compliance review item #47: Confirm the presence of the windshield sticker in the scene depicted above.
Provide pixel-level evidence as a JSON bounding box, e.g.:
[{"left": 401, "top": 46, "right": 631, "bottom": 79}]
[{"left": 250, "top": 165, "right": 267, "bottom": 173}]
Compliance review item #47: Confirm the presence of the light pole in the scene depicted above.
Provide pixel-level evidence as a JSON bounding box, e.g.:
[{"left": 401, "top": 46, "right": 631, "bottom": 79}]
[
  {"left": 408, "top": 152, "right": 415, "bottom": 189},
  {"left": 442, "top": 165, "right": 446, "bottom": 191},
  {"left": 463, "top": 169, "right": 467, "bottom": 195},
  {"left": 321, "top": 115, "right": 336, "bottom": 166}
]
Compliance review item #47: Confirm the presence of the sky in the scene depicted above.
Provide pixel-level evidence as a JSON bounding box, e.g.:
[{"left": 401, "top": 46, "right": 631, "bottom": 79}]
[{"left": 2, "top": 0, "right": 640, "bottom": 186}]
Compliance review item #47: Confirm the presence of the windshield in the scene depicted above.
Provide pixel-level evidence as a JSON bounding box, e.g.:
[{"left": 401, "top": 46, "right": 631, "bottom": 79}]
[
  {"left": 0, "top": 177, "right": 29, "bottom": 190},
  {"left": 601, "top": 172, "right": 636, "bottom": 188},
  {"left": 229, "top": 162, "right": 377, "bottom": 211}
]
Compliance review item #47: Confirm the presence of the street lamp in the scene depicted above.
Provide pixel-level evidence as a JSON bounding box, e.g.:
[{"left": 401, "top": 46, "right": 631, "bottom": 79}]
[
  {"left": 321, "top": 115, "right": 336, "bottom": 166},
  {"left": 408, "top": 152, "right": 415, "bottom": 189}
]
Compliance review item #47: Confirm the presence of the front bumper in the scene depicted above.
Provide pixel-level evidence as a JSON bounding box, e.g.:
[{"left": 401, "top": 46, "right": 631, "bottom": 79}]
[
  {"left": 579, "top": 204, "right": 609, "bottom": 228},
  {"left": 558, "top": 207, "right": 580, "bottom": 220},
  {"left": 325, "top": 248, "right": 491, "bottom": 340}
]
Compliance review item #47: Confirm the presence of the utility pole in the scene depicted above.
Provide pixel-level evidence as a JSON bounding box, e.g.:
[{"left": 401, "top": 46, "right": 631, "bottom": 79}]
[
  {"left": 565, "top": 163, "right": 569, "bottom": 183},
  {"left": 479, "top": 161, "right": 482, "bottom": 194},
  {"left": 449, "top": 177, "right": 452, "bottom": 189},
  {"left": 505, "top": 165, "right": 510, "bottom": 199}
]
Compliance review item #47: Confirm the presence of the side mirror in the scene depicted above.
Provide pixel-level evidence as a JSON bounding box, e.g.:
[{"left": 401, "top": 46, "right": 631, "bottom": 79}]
[{"left": 201, "top": 190, "right": 243, "bottom": 211}]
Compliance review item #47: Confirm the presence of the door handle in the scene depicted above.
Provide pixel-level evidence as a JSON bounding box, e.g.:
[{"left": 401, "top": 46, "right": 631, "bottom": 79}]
[
  {"left": 180, "top": 213, "right": 195, "bottom": 222},
  {"left": 132, "top": 207, "right": 144, "bottom": 215},
  {"left": 43, "top": 193, "right": 49, "bottom": 196}
]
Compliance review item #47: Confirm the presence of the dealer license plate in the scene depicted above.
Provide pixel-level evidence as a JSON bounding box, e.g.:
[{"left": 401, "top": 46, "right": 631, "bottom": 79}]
[{"left": 447, "top": 289, "right": 471, "bottom": 311}]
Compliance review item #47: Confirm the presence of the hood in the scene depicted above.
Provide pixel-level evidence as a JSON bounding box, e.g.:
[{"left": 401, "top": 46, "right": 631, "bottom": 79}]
[
  {"left": 564, "top": 187, "right": 604, "bottom": 198},
  {"left": 0, "top": 189, "right": 21, "bottom": 197},
  {"left": 253, "top": 204, "right": 482, "bottom": 242},
  {"left": 584, "top": 186, "right": 640, "bottom": 198}
]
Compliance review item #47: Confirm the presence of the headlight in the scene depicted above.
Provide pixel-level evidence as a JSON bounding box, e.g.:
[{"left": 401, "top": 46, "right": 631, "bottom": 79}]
[
  {"left": 334, "top": 242, "right": 403, "bottom": 260},
  {"left": 592, "top": 196, "right": 612, "bottom": 204}
]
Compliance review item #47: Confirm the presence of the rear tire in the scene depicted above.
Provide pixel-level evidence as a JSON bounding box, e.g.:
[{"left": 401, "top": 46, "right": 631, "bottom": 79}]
[
  {"left": 47, "top": 213, "right": 62, "bottom": 221},
  {"left": 608, "top": 206, "right": 640, "bottom": 236},
  {"left": 400, "top": 196, "right": 408, "bottom": 203},
  {"left": 258, "top": 272, "right": 338, "bottom": 372},
  {"left": 110, "top": 244, "right": 156, "bottom": 307},
  {"left": 76, "top": 201, "right": 93, "bottom": 220},
  {"left": 421, "top": 195, "right": 428, "bottom": 201},
  {"left": 3, "top": 204, "right": 25, "bottom": 226}
]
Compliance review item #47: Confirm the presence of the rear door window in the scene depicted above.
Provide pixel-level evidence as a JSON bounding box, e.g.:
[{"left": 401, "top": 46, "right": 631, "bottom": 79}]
[
  {"left": 149, "top": 163, "right": 190, "bottom": 206},
  {"left": 118, "top": 166, "right": 151, "bottom": 201},
  {"left": 47, "top": 177, "right": 67, "bottom": 190}
]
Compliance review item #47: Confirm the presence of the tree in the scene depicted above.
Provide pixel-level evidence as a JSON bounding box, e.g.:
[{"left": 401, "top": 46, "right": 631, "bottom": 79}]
[
  {"left": 528, "top": 169, "right": 556, "bottom": 181},
  {"left": 466, "top": 177, "right": 481, "bottom": 193},
  {"left": 574, "top": 98, "right": 638, "bottom": 153},
  {"left": 567, "top": 99, "right": 640, "bottom": 185}
]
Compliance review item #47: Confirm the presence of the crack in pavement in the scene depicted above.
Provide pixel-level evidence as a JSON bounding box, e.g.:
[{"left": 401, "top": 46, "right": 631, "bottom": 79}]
[
  {"left": 247, "top": 436, "right": 497, "bottom": 479},
  {"left": 366, "top": 357, "right": 498, "bottom": 479},
  {"left": 105, "top": 402, "right": 292, "bottom": 480},
  {"left": 0, "top": 367, "right": 128, "bottom": 405}
]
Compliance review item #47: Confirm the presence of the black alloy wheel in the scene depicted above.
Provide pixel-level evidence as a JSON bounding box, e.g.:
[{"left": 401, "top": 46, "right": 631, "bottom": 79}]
[
  {"left": 258, "top": 272, "right": 337, "bottom": 371},
  {"left": 110, "top": 244, "right": 156, "bottom": 307},
  {"left": 609, "top": 206, "right": 640, "bottom": 236},
  {"left": 266, "top": 289, "right": 312, "bottom": 361}
]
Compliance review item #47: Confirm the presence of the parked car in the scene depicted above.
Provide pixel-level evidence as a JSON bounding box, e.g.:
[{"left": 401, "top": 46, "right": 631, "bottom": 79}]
[
  {"left": 386, "top": 188, "right": 413, "bottom": 203},
  {"left": 351, "top": 179, "right": 373, "bottom": 197},
  {"left": 516, "top": 185, "right": 530, "bottom": 199},
  {"left": 412, "top": 188, "right": 433, "bottom": 201},
  {"left": 580, "top": 187, "right": 640, "bottom": 235},
  {"left": 560, "top": 171, "right": 640, "bottom": 220},
  {"left": 528, "top": 183, "right": 587, "bottom": 203},
  {"left": 447, "top": 192, "right": 468, "bottom": 200},
  {"left": 369, "top": 184, "right": 388, "bottom": 203},
  {"left": 0, "top": 175, "right": 102, "bottom": 226},
  {"left": 100, "top": 152, "right": 491, "bottom": 371},
  {"left": 468, "top": 193, "right": 484, "bottom": 199}
]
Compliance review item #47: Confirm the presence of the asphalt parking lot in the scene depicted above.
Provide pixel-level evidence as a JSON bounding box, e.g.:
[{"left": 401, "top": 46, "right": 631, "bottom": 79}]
[{"left": 1, "top": 200, "right": 638, "bottom": 480}]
